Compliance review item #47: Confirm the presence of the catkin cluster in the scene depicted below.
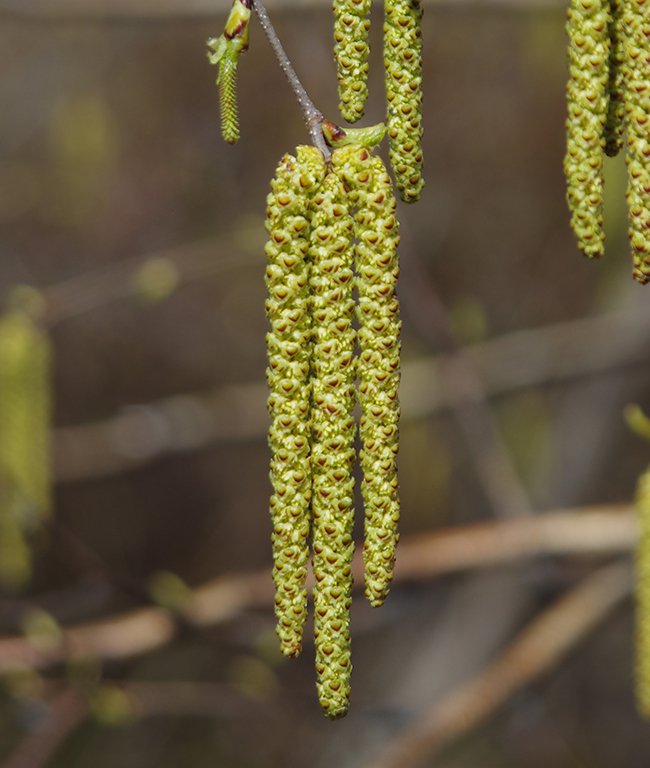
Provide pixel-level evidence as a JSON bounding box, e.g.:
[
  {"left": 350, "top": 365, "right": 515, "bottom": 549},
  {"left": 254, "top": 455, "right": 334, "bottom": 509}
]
[
  {"left": 264, "top": 145, "right": 400, "bottom": 718},
  {"left": 331, "top": 0, "right": 425, "bottom": 201},
  {"left": 0, "top": 308, "right": 51, "bottom": 589},
  {"left": 564, "top": 0, "right": 650, "bottom": 282}
]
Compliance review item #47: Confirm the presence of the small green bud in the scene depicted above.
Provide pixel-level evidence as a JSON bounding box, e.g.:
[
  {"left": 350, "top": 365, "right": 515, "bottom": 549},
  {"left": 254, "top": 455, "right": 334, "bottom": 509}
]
[
  {"left": 208, "top": 0, "right": 251, "bottom": 144},
  {"left": 322, "top": 119, "right": 386, "bottom": 149}
]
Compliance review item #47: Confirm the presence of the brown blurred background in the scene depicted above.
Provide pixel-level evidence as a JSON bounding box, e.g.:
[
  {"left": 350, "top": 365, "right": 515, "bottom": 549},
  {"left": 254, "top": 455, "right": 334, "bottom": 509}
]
[{"left": 0, "top": 1, "right": 649, "bottom": 766}]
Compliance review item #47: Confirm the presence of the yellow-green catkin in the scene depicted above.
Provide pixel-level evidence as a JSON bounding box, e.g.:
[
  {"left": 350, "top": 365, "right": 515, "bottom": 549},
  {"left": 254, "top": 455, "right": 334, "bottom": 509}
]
[
  {"left": 208, "top": 0, "right": 251, "bottom": 144},
  {"left": 384, "top": 0, "right": 424, "bottom": 202},
  {"left": 309, "top": 170, "right": 356, "bottom": 719},
  {"left": 564, "top": 0, "right": 611, "bottom": 259},
  {"left": 621, "top": 0, "right": 650, "bottom": 284},
  {"left": 331, "top": 146, "right": 401, "bottom": 608},
  {"left": 636, "top": 464, "right": 650, "bottom": 716},
  {"left": 265, "top": 146, "right": 327, "bottom": 658},
  {"left": 0, "top": 308, "right": 51, "bottom": 589},
  {"left": 604, "top": 0, "right": 627, "bottom": 157},
  {"left": 334, "top": 0, "right": 372, "bottom": 123}
]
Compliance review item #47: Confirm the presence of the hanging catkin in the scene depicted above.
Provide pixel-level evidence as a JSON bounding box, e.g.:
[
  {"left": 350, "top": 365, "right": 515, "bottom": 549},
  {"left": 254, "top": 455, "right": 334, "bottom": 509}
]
[
  {"left": 564, "top": 0, "right": 611, "bottom": 259},
  {"left": 309, "top": 169, "right": 357, "bottom": 719},
  {"left": 333, "top": 0, "right": 372, "bottom": 123},
  {"left": 265, "top": 146, "right": 326, "bottom": 657},
  {"left": 0, "top": 307, "right": 51, "bottom": 589},
  {"left": 636, "top": 464, "right": 650, "bottom": 716},
  {"left": 331, "top": 145, "right": 401, "bottom": 608},
  {"left": 384, "top": 0, "right": 425, "bottom": 202},
  {"left": 604, "top": 0, "right": 627, "bottom": 157},
  {"left": 208, "top": 0, "right": 251, "bottom": 144},
  {"left": 620, "top": 0, "right": 650, "bottom": 284}
]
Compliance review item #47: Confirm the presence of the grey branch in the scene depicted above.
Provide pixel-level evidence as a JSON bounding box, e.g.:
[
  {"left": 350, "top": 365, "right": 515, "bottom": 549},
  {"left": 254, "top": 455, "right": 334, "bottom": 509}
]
[{"left": 0, "top": 503, "right": 635, "bottom": 675}]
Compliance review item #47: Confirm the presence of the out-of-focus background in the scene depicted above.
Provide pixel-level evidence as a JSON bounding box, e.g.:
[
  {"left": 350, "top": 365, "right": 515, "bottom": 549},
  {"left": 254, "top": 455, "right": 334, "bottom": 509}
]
[{"left": 0, "top": 1, "right": 649, "bottom": 766}]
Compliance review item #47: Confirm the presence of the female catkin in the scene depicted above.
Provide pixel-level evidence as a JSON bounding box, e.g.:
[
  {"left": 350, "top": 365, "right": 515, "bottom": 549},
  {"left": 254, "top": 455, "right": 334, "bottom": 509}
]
[
  {"left": 636, "top": 464, "right": 650, "bottom": 716},
  {"left": 0, "top": 309, "right": 51, "bottom": 588},
  {"left": 333, "top": 0, "right": 372, "bottom": 123},
  {"left": 309, "top": 170, "right": 357, "bottom": 719},
  {"left": 265, "top": 146, "right": 326, "bottom": 657},
  {"left": 620, "top": 0, "right": 650, "bottom": 284},
  {"left": 564, "top": 0, "right": 611, "bottom": 259},
  {"left": 604, "top": 0, "right": 627, "bottom": 157},
  {"left": 383, "top": 0, "right": 424, "bottom": 202},
  {"left": 208, "top": 0, "right": 251, "bottom": 144},
  {"left": 331, "top": 146, "right": 401, "bottom": 608}
]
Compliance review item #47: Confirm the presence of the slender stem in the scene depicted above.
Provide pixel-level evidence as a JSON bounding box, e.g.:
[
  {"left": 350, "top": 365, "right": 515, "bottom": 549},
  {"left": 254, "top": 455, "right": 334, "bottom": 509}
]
[{"left": 252, "top": 0, "right": 330, "bottom": 159}]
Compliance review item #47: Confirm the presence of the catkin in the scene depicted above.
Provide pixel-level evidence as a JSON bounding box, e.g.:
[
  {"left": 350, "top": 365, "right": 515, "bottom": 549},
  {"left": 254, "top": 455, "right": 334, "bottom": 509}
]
[
  {"left": 334, "top": 0, "right": 372, "bottom": 123},
  {"left": 265, "top": 146, "right": 327, "bottom": 657},
  {"left": 604, "top": 0, "right": 627, "bottom": 157},
  {"left": 564, "top": 0, "right": 611, "bottom": 259},
  {"left": 621, "top": 0, "right": 650, "bottom": 284},
  {"left": 384, "top": 0, "right": 424, "bottom": 203},
  {"left": 636, "top": 464, "right": 650, "bottom": 716},
  {"left": 0, "top": 309, "right": 51, "bottom": 589},
  {"left": 208, "top": 0, "right": 251, "bottom": 145},
  {"left": 309, "top": 170, "right": 357, "bottom": 719},
  {"left": 331, "top": 146, "right": 401, "bottom": 608}
]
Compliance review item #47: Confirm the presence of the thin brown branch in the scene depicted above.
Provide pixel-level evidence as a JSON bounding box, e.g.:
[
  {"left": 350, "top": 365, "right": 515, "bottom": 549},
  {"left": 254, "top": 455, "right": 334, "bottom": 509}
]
[
  {"left": 370, "top": 559, "right": 633, "bottom": 768},
  {"left": 0, "top": 504, "right": 634, "bottom": 675},
  {"left": 3, "top": 688, "right": 89, "bottom": 768},
  {"left": 52, "top": 302, "right": 650, "bottom": 483}
]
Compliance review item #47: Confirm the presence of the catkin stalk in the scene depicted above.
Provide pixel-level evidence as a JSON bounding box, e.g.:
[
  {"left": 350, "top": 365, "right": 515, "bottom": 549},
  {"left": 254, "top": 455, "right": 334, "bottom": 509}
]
[
  {"left": 265, "top": 146, "right": 327, "bottom": 658},
  {"left": 331, "top": 146, "right": 401, "bottom": 608},
  {"left": 384, "top": 0, "right": 425, "bottom": 202},
  {"left": 333, "top": 0, "right": 372, "bottom": 123},
  {"left": 564, "top": 0, "right": 611, "bottom": 259},
  {"left": 0, "top": 310, "right": 51, "bottom": 589},
  {"left": 620, "top": 0, "right": 650, "bottom": 284},
  {"left": 309, "top": 170, "right": 357, "bottom": 719},
  {"left": 636, "top": 465, "right": 650, "bottom": 716}
]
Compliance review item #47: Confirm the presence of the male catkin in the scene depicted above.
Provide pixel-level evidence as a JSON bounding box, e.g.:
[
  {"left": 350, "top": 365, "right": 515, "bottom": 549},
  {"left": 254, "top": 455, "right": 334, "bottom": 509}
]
[
  {"left": 564, "top": 0, "right": 611, "bottom": 259},
  {"left": 384, "top": 0, "right": 424, "bottom": 202},
  {"left": 333, "top": 0, "right": 372, "bottom": 123},
  {"left": 309, "top": 170, "right": 357, "bottom": 719},
  {"left": 0, "top": 309, "right": 51, "bottom": 588},
  {"left": 636, "top": 465, "right": 650, "bottom": 716},
  {"left": 620, "top": 0, "right": 650, "bottom": 284},
  {"left": 331, "top": 146, "right": 401, "bottom": 608},
  {"left": 265, "top": 146, "right": 326, "bottom": 657}
]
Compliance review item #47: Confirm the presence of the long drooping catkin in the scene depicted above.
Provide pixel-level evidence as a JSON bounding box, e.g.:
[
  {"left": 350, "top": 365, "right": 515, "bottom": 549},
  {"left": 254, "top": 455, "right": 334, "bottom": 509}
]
[
  {"left": 564, "top": 0, "right": 611, "bottom": 259},
  {"left": 265, "top": 146, "right": 326, "bottom": 657},
  {"left": 331, "top": 146, "right": 401, "bottom": 609},
  {"left": 384, "top": 0, "right": 424, "bottom": 202},
  {"left": 333, "top": 0, "right": 372, "bottom": 123},
  {"left": 0, "top": 309, "right": 51, "bottom": 588},
  {"left": 309, "top": 170, "right": 357, "bottom": 719},
  {"left": 620, "top": 0, "right": 650, "bottom": 284},
  {"left": 636, "top": 464, "right": 650, "bottom": 716}
]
